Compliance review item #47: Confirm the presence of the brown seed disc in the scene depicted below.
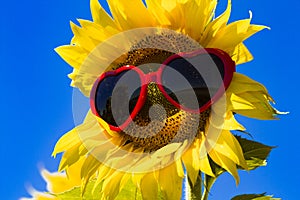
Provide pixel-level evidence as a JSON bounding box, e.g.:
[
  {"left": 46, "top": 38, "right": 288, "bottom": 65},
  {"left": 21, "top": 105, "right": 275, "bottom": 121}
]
[{"left": 108, "top": 31, "right": 210, "bottom": 152}]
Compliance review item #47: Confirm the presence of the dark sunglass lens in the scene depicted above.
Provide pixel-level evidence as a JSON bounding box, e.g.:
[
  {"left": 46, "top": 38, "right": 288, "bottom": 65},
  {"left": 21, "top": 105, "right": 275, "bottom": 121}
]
[
  {"left": 210, "top": 54, "right": 225, "bottom": 79},
  {"left": 94, "top": 70, "right": 141, "bottom": 127},
  {"left": 162, "top": 52, "right": 225, "bottom": 110}
]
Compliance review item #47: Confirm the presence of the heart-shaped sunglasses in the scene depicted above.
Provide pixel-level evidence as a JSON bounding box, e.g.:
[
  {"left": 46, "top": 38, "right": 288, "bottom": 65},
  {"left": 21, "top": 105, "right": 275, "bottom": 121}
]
[{"left": 90, "top": 48, "right": 236, "bottom": 131}]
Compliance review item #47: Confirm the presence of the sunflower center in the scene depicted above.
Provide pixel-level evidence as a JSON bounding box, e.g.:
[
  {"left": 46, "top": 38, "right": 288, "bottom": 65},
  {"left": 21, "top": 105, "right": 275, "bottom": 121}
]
[
  {"left": 112, "top": 31, "right": 211, "bottom": 152},
  {"left": 111, "top": 31, "right": 201, "bottom": 70},
  {"left": 122, "top": 83, "right": 210, "bottom": 152}
]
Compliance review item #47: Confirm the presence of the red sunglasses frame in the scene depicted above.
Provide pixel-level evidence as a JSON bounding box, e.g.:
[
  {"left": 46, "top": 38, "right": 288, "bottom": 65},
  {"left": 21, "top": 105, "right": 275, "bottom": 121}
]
[{"left": 90, "top": 48, "right": 236, "bottom": 131}]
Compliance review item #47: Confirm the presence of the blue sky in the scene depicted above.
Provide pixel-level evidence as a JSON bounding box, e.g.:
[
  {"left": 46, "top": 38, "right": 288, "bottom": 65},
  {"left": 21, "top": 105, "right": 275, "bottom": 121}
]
[{"left": 1, "top": 0, "right": 299, "bottom": 199}]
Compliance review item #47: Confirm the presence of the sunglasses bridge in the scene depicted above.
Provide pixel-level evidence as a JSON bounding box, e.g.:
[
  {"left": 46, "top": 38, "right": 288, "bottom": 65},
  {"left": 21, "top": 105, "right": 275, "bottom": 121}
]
[{"left": 141, "top": 71, "right": 160, "bottom": 84}]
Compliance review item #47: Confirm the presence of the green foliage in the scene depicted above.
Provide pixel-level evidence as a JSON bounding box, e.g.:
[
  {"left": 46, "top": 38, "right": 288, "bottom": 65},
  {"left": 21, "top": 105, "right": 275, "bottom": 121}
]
[
  {"left": 53, "top": 136, "right": 277, "bottom": 200},
  {"left": 53, "top": 179, "right": 164, "bottom": 200},
  {"left": 231, "top": 193, "right": 280, "bottom": 200},
  {"left": 236, "top": 136, "right": 274, "bottom": 170},
  {"left": 209, "top": 137, "right": 280, "bottom": 200},
  {"left": 209, "top": 136, "right": 274, "bottom": 177},
  {"left": 54, "top": 180, "right": 102, "bottom": 200},
  {"left": 200, "top": 136, "right": 278, "bottom": 200}
]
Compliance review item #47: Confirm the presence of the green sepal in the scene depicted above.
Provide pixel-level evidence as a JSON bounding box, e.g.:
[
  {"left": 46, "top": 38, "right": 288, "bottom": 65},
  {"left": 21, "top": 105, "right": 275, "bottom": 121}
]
[
  {"left": 235, "top": 136, "right": 274, "bottom": 170},
  {"left": 231, "top": 193, "right": 281, "bottom": 200}
]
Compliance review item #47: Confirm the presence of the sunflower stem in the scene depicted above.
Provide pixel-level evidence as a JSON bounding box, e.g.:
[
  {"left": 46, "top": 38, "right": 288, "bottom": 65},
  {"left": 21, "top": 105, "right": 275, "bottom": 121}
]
[
  {"left": 189, "top": 172, "right": 202, "bottom": 200},
  {"left": 201, "top": 174, "right": 216, "bottom": 200}
]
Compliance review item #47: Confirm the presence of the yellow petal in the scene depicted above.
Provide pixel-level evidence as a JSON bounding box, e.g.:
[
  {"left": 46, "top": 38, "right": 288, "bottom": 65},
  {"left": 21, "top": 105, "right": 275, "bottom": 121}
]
[
  {"left": 145, "top": 0, "right": 172, "bottom": 26},
  {"left": 151, "top": 142, "right": 182, "bottom": 158},
  {"left": 101, "top": 171, "right": 127, "bottom": 200},
  {"left": 230, "top": 43, "right": 253, "bottom": 65},
  {"left": 140, "top": 173, "right": 159, "bottom": 200},
  {"left": 198, "top": 154, "right": 215, "bottom": 177},
  {"left": 93, "top": 164, "right": 113, "bottom": 193},
  {"left": 227, "top": 73, "right": 278, "bottom": 119},
  {"left": 70, "top": 21, "right": 98, "bottom": 52},
  {"left": 81, "top": 155, "right": 101, "bottom": 192},
  {"left": 52, "top": 128, "right": 81, "bottom": 157},
  {"left": 53, "top": 112, "right": 103, "bottom": 171},
  {"left": 227, "top": 73, "right": 269, "bottom": 95},
  {"left": 158, "top": 163, "right": 183, "bottom": 200},
  {"left": 58, "top": 143, "right": 87, "bottom": 171},
  {"left": 210, "top": 107, "right": 245, "bottom": 130},
  {"left": 224, "top": 112, "right": 245, "bottom": 130},
  {"left": 160, "top": 0, "right": 185, "bottom": 29},
  {"left": 41, "top": 170, "right": 69, "bottom": 194},
  {"left": 209, "top": 149, "right": 239, "bottom": 184},
  {"left": 133, "top": 154, "right": 170, "bottom": 173},
  {"left": 207, "top": 130, "right": 247, "bottom": 169},
  {"left": 95, "top": 115, "right": 119, "bottom": 137},
  {"left": 66, "top": 157, "right": 85, "bottom": 183},
  {"left": 77, "top": 19, "right": 119, "bottom": 43},
  {"left": 103, "top": 144, "right": 139, "bottom": 171},
  {"left": 229, "top": 93, "right": 277, "bottom": 119},
  {"left": 221, "top": 131, "right": 247, "bottom": 169},
  {"left": 192, "top": 138, "right": 214, "bottom": 177},
  {"left": 107, "top": 0, "right": 156, "bottom": 30},
  {"left": 208, "top": 19, "right": 268, "bottom": 51},
  {"left": 198, "top": 136, "right": 215, "bottom": 177},
  {"left": 131, "top": 174, "right": 141, "bottom": 190},
  {"left": 161, "top": 0, "right": 177, "bottom": 11},
  {"left": 42, "top": 158, "right": 82, "bottom": 194},
  {"left": 182, "top": 147, "right": 199, "bottom": 186},
  {"left": 90, "top": 0, "right": 117, "bottom": 29},
  {"left": 55, "top": 45, "right": 88, "bottom": 70},
  {"left": 181, "top": 0, "right": 217, "bottom": 40},
  {"left": 228, "top": 93, "right": 255, "bottom": 110},
  {"left": 148, "top": 0, "right": 186, "bottom": 30},
  {"left": 119, "top": 173, "right": 131, "bottom": 193},
  {"left": 176, "top": 159, "right": 185, "bottom": 178},
  {"left": 200, "top": 0, "right": 231, "bottom": 46}
]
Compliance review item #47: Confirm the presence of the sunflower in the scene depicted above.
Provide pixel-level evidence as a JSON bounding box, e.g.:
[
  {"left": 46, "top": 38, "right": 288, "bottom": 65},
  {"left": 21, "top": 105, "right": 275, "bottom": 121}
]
[
  {"left": 21, "top": 158, "right": 84, "bottom": 200},
  {"left": 48, "top": 0, "right": 280, "bottom": 199}
]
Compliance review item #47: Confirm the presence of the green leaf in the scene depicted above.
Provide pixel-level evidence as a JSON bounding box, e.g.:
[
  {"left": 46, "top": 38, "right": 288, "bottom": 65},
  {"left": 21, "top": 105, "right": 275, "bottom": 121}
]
[
  {"left": 208, "top": 136, "right": 274, "bottom": 179},
  {"left": 235, "top": 136, "right": 274, "bottom": 170},
  {"left": 54, "top": 180, "right": 102, "bottom": 200},
  {"left": 53, "top": 179, "right": 165, "bottom": 200},
  {"left": 231, "top": 193, "right": 281, "bottom": 200}
]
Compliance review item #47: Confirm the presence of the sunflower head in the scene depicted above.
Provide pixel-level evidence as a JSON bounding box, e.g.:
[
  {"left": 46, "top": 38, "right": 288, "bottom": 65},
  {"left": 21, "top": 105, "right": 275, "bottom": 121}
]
[
  {"left": 50, "top": 0, "right": 282, "bottom": 199},
  {"left": 89, "top": 28, "right": 220, "bottom": 154}
]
